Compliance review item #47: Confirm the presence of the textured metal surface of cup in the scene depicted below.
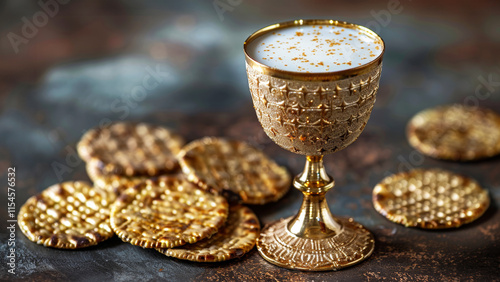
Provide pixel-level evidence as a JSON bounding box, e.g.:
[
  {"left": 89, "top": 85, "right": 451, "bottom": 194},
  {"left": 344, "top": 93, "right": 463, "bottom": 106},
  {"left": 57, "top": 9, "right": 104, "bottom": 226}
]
[{"left": 245, "top": 63, "right": 382, "bottom": 155}]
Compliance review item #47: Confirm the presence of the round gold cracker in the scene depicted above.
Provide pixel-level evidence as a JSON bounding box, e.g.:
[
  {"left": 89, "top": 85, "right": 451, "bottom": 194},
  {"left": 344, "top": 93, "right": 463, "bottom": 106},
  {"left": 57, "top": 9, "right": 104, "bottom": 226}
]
[
  {"left": 110, "top": 175, "right": 229, "bottom": 248},
  {"left": 18, "top": 181, "right": 115, "bottom": 249},
  {"left": 178, "top": 137, "right": 291, "bottom": 205},
  {"left": 407, "top": 104, "right": 500, "bottom": 161},
  {"left": 77, "top": 122, "right": 184, "bottom": 177},
  {"left": 373, "top": 169, "right": 490, "bottom": 229},
  {"left": 157, "top": 205, "right": 260, "bottom": 262}
]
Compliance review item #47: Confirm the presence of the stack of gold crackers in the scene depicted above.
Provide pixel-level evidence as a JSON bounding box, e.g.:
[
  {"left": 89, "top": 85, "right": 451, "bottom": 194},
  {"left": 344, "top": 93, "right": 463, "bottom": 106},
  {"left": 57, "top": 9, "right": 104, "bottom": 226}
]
[
  {"left": 372, "top": 105, "right": 497, "bottom": 229},
  {"left": 18, "top": 122, "right": 291, "bottom": 262}
]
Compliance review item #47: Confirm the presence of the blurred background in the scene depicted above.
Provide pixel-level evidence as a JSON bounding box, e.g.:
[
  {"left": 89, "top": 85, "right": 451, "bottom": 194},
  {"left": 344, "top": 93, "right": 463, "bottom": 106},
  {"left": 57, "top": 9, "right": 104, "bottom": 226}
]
[{"left": 1, "top": 0, "right": 499, "bottom": 280}]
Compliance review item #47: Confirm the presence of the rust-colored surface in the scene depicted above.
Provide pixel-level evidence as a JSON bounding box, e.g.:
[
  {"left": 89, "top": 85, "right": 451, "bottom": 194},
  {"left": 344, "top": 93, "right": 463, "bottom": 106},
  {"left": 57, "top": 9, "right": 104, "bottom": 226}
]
[{"left": 1, "top": 0, "right": 499, "bottom": 281}]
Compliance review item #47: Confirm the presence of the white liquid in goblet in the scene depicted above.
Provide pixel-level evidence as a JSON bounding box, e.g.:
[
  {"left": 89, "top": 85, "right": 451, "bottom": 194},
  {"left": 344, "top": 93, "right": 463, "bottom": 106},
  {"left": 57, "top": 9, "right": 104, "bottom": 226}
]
[{"left": 246, "top": 24, "right": 383, "bottom": 72}]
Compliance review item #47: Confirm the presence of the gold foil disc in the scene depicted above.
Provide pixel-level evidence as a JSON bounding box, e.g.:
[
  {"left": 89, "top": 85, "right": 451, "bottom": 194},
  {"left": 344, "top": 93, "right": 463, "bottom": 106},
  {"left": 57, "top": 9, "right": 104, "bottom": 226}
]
[
  {"left": 407, "top": 104, "right": 500, "bottom": 161},
  {"left": 110, "top": 175, "right": 229, "bottom": 248},
  {"left": 373, "top": 169, "right": 490, "bottom": 229},
  {"left": 18, "top": 181, "right": 115, "bottom": 249}
]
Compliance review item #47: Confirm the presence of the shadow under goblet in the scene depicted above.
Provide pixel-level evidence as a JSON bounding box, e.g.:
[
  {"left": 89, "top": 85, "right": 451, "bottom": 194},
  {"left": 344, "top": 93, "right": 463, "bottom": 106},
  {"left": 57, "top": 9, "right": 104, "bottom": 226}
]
[{"left": 244, "top": 19, "right": 385, "bottom": 271}]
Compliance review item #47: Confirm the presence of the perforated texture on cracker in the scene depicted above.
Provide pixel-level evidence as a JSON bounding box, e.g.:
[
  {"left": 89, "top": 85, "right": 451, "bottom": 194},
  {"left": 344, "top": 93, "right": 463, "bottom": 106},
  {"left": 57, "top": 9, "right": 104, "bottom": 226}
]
[
  {"left": 18, "top": 181, "right": 115, "bottom": 249},
  {"left": 77, "top": 122, "right": 184, "bottom": 176},
  {"left": 110, "top": 175, "right": 229, "bottom": 248},
  {"left": 179, "top": 137, "right": 291, "bottom": 205},
  {"left": 373, "top": 169, "right": 490, "bottom": 229}
]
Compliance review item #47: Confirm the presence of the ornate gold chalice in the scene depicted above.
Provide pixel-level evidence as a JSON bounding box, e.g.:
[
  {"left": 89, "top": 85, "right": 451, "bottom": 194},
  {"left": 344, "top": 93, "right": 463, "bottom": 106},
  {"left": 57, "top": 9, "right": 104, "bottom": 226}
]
[{"left": 244, "top": 20, "right": 385, "bottom": 271}]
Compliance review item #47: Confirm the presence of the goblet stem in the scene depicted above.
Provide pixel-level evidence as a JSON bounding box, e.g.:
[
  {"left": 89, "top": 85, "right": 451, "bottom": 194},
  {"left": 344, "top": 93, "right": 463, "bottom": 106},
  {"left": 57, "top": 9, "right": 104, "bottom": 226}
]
[
  {"left": 287, "top": 156, "right": 342, "bottom": 239},
  {"left": 256, "top": 154, "right": 375, "bottom": 271}
]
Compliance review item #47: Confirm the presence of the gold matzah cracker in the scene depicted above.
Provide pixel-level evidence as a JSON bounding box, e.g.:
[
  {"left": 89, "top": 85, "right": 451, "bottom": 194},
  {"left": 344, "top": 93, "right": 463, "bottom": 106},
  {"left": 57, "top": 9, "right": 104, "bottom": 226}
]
[
  {"left": 18, "top": 181, "right": 115, "bottom": 249},
  {"left": 77, "top": 122, "right": 184, "bottom": 176},
  {"left": 178, "top": 137, "right": 291, "bottom": 205},
  {"left": 157, "top": 205, "right": 260, "bottom": 262},
  {"left": 407, "top": 104, "right": 500, "bottom": 161},
  {"left": 373, "top": 169, "right": 490, "bottom": 229},
  {"left": 110, "top": 175, "right": 229, "bottom": 248},
  {"left": 86, "top": 159, "right": 149, "bottom": 195}
]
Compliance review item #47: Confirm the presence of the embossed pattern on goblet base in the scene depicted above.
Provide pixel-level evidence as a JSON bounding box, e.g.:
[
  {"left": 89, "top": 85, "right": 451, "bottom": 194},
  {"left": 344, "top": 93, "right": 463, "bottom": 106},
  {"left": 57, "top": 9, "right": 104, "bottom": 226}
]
[{"left": 257, "top": 217, "right": 375, "bottom": 271}]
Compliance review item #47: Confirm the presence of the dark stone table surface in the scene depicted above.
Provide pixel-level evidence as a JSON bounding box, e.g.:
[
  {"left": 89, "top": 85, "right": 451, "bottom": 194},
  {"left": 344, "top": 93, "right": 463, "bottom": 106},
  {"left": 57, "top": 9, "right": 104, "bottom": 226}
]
[{"left": 0, "top": 0, "right": 499, "bottom": 281}]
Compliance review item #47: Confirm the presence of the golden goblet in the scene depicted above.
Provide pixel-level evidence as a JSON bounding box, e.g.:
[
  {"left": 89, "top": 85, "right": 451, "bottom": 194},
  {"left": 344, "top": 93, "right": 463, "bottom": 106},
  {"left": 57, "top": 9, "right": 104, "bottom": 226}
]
[{"left": 244, "top": 19, "right": 385, "bottom": 271}]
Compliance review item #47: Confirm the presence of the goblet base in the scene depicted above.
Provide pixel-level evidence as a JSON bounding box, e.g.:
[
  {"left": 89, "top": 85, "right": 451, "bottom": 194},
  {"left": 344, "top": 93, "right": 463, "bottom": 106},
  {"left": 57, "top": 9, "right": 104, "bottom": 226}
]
[{"left": 256, "top": 216, "right": 375, "bottom": 271}]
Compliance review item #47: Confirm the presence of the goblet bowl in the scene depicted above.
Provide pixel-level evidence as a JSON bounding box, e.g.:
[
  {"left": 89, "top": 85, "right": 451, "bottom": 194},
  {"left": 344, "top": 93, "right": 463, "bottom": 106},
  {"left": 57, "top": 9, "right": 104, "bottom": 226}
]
[{"left": 246, "top": 63, "right": 381, "bottom": 156}]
